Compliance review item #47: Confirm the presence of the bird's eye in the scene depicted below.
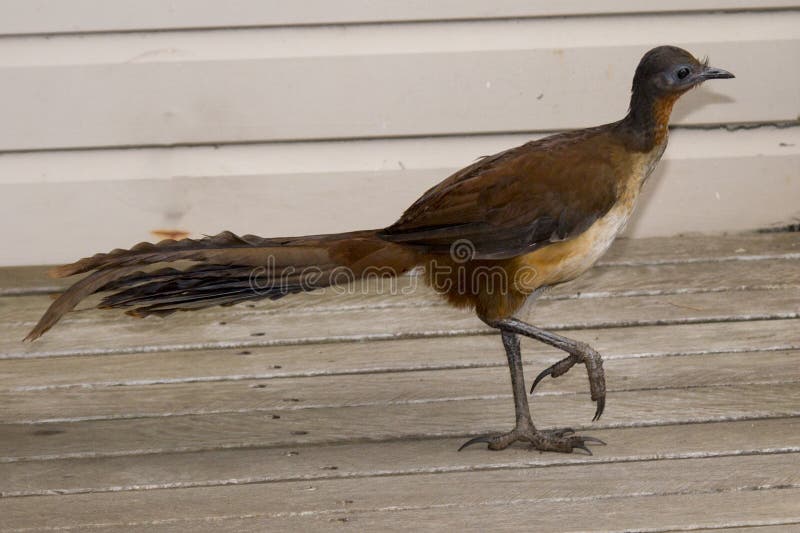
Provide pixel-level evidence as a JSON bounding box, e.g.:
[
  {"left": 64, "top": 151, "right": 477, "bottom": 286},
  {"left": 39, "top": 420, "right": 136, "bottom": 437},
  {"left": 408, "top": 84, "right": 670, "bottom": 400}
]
[{"left": 677, "top": 67, "right": 691, "bottom": 80}]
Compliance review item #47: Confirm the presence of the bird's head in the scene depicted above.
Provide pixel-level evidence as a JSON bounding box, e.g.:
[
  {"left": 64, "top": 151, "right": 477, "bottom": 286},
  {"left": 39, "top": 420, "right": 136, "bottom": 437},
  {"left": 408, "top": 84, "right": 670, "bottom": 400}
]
[{"left": 632, "top": 45, "right": 734, "bottom": 97}]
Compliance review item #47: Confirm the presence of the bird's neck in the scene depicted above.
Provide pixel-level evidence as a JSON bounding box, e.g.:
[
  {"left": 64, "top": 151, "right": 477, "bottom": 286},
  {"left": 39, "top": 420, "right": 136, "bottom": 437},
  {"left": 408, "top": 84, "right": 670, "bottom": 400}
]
[{"left": 619, "top": 89, "right": 679, "bottom": 152}]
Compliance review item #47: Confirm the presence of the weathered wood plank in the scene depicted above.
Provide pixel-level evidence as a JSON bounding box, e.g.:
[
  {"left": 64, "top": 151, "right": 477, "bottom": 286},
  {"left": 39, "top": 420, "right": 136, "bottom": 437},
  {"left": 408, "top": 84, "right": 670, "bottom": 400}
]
[
  {"left": 566, "top": 259, "right": 800, "bottom": 296},
  {"left": 2, "top": 349, "right": 796, "bottom": 423},
  {"left": 33, "top": 493, "right": 800, "bottom": 532},
  {"left": 2, "top": 233, "right": 798, "bottom": 294},
  {"left": 2, "top": 0, "right": 794, "bottom": 36},
  {"left": 2, "top": 417, "right": 797, "bottom": 498},
  {"left": 1, "top": 319, "right": 795, "bottom": 389},
  {"left": 2, "top": 286, "right": 797, "bottom": 359},
  {"left": 0, "top": 234, "right": 796, "bottom": 532},
  {"left": 599, "top": 233, "right": 800, "bottom": 266},
  {"left": 2, "top": 453, "right": 799, "bottom": 531},
  {"left": 224, "top": 488, "right": 800, "bottom": 533},
  {"left": 691, "top": 526, "right": 800, "bottom": 533},
  {"left": 1, "top": 382, "right": 798, "bottom": 461},
  {"left": 0, "top": 266, "right": 59, "bottom": 295},
  {"left": 0, "top": 233, "right": 797, "bottom": 531}
]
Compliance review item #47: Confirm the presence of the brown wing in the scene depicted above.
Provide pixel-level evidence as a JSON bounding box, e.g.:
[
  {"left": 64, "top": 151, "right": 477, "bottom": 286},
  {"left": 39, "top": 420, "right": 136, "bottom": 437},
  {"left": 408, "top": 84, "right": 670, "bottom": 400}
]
[{"left": 379, "top": 129, "right": 622, "bottom": 259}]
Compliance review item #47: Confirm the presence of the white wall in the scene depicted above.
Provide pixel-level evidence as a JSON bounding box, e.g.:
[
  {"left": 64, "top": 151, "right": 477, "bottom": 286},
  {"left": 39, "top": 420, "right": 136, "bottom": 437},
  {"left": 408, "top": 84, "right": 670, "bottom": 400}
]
[{"left": 0, "top": 1, "right": 798, "bottom": 266}]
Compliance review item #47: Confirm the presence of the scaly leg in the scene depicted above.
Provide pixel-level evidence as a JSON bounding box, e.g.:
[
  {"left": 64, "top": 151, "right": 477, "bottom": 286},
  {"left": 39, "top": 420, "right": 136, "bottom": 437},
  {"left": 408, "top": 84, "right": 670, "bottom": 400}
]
[
  {"left": 459, "top": 330, "right": 604, "bottom": 453},
  {"left": 493, "top": 317, "right": 606, "bottom": 421}
]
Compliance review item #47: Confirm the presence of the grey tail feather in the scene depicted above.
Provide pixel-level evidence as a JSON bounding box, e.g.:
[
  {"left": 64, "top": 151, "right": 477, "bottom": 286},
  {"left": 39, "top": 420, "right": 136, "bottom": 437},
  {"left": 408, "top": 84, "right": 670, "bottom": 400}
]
[
  {"left": 24, "top": 228, "right": 418, "bottom": 341},
  {"left": 24, "top": 266, "right": 141, "bottom": 341},
  {"left": 24, "top": 264, "right": 332, "bottom": 341}
]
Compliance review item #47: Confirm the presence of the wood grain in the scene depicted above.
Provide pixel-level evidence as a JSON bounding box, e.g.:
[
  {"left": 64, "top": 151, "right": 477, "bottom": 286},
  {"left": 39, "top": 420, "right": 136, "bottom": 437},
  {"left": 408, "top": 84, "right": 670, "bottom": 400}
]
[
  {"left": 1, "top": 234, "right": 798, "bottom": 531},
  {"left": 2, "top": 349, "right": 797, "bottom": 423},
  {"left": 2, "top": 382, "right": 799, "bottom": 461},
  {"left": 2, "top": 454, "right": 799, "bottom": 530},
  {"left": 1, "top": 319, "right": 795, "bottom": 389},
  {"left": 2, "top": 417, "right": 797, "bottom": 498},
  {"left": 232, "top": 488, "right": 800, "bottom": 533},
  {"left": 690, "top": 526, "right": 800, "bottom": 533},
  {"left": 26, "top": 491, "right": 800, "bottom": 532}
]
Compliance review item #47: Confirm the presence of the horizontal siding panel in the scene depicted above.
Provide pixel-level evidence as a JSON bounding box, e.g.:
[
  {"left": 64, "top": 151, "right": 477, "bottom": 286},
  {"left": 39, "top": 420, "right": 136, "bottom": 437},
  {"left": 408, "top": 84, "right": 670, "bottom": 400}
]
[
  {"left": 0, "top": 12, "right": 797, "bottom": 151},
  {"left": 0, "top": 0, "right": 796, "bottom": 36},
  {"left": 0, "top": 126, "right": 796, "bottom": 186},
  {"left": 1, "top": 127, "right": 797, "bottom": 266},
  {"left": 1, "top": 12, "right": 795, "bottom": 67}
]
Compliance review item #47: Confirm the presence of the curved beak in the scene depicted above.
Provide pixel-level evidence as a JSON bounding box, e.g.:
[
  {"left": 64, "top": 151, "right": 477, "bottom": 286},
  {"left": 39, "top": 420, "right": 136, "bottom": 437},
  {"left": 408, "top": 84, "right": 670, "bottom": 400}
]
[{"left": 700, "top": 65, "right": 735, "bottom": 80}]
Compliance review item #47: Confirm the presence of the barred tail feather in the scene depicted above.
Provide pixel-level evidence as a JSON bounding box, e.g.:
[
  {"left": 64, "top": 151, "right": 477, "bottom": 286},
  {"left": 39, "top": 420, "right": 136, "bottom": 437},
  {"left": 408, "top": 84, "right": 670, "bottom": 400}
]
[
  {"left": 23, "top": 266, "right": 142, "bottom": 342},
  {"left": 25, "top": 229, "right": 419, "bottom": 341}
]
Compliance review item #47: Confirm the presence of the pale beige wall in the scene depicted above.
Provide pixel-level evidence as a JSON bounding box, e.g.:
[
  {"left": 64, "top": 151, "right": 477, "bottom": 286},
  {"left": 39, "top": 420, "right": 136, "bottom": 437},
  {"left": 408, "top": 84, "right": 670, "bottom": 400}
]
[{"left": 0, "top": 1, "right": 798, "bottom": 266}]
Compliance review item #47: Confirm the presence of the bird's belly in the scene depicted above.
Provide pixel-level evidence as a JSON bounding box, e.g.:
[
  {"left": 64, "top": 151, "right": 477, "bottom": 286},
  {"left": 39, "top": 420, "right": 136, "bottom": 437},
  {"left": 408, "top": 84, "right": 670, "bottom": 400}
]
[
  {"left": 514, "top": 143, "right": 666, "bottom": 292},
  {"left": 515, "top": 198, "right": 637, "bottom": 290}
]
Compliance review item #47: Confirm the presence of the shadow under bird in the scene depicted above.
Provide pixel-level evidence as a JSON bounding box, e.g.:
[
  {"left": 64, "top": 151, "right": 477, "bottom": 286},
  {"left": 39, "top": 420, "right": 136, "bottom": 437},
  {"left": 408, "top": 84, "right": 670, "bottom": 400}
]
[{"left": 26, "top": 46, "right": 734, "bottom": 453}]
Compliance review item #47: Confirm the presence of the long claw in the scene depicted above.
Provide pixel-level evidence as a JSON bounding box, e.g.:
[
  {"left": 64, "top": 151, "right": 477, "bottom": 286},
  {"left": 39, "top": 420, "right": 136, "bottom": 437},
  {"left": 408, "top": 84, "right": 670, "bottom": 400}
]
[
  {"left": 573, "top": 444, "right": 593, "bottom": 456},
  {"left": 593, "top": 397, "right": 605, "bottom": 422},
  {"left": 581, "top": 436, "right": 606, "bottom": 446},
  {"left": 458, "top": 436, "right": 494, "bottom": 452},
  {"left": 530, "top": 366, "right": 554, "bottom": 394}
]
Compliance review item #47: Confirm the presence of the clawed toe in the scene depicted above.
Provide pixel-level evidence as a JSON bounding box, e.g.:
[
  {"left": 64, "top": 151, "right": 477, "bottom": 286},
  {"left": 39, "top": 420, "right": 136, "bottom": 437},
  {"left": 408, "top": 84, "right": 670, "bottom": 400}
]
[
  {"left": 572, "top": 443, "right": 592, "bottom": 455},
  {"left": 530, "top": 365, "right": 554, "bottom": 393},
  {"left": 459, "top": 426, "right": 606, "bottom": 454},
  {"left": 535, "top": 431, "right": 606, "bottom": 455},
  {"left": 529, "top": 350, "right": 607, "bottom": 423},
  {"left": 593, "top": 397, "right": 605, "bottom": 422},
  {"left": 458, "top": 429, "right": 522, "bottom": 451},
  {"left": 457, "top": 435, "right": 496, "bottom": 452},
  {"left": 581, "top": 436, "right": 606, "bottom": 445},
  {"left": 566, "top": 436, "right": 606, "bottom": 455}
]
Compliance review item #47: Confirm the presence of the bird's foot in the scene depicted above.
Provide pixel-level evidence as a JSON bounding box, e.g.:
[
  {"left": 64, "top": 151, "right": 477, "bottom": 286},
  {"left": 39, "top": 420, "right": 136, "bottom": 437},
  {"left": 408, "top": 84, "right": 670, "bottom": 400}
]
[
  {"left": 530, "top": 343, "right": 606, "bottom": 421},
  {"left": 458, "top": 423, "right": 605, "bottom": 454}
]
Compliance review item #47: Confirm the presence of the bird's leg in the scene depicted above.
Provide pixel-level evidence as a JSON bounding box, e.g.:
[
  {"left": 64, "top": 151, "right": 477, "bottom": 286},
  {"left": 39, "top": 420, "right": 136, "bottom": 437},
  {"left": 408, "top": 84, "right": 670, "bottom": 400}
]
[
  {"left": 493, "top": 317, "right": 606, "bottom": 421},
  {"left": 459, "top": 330, "right": 604, "bottom": 453}
]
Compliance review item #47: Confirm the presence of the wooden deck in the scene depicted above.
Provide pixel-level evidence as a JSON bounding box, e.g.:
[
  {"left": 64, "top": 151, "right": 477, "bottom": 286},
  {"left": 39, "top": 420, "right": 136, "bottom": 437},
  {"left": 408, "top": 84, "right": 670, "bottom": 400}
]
[{"left": 1, "top": 233, "right": 799, "bottom": 532}]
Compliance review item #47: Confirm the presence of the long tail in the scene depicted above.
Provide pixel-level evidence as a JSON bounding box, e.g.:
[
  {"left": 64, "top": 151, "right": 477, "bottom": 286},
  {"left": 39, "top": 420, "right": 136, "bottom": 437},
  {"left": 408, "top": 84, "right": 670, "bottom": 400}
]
[{"left": 25, "top": 229, "right": 420, "bottom": 341}]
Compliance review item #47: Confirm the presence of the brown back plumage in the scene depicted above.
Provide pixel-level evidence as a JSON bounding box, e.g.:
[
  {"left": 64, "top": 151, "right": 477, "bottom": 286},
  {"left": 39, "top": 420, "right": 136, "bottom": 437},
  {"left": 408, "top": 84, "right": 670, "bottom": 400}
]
[{"left": 379, "top": 127, "right": 622, "bottom": 259}]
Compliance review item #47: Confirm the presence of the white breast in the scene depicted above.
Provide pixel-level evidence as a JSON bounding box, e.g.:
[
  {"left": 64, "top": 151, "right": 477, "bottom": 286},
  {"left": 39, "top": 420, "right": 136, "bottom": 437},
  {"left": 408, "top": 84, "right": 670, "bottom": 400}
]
[
  {"left": 545, "top": 139, "right": 668, "bottom": 283},
  {"left": 558, "top": 199, "right": 636, "bottom": 279}
]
